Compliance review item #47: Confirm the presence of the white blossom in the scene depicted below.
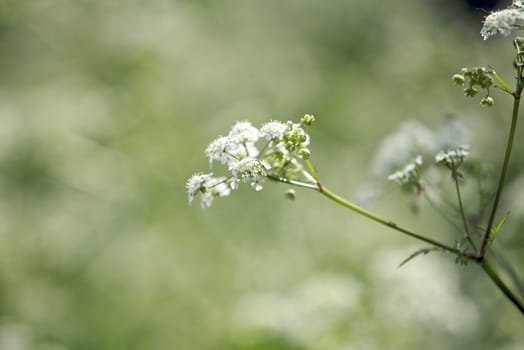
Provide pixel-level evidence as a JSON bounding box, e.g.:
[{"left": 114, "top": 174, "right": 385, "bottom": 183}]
[
  {"left": 480, "top": 8, "right": 524, "bottom": 40},
  {"left": 387, "top": 155, "right": 423, "bottom": 185},
  {"left": 259, "top": 121, "right": 287, "bottom": 141},
  {"left": 186, "top": 173, "right": 231, "bottom": 207},
  {"left": 229, "top": 158, "right": 271, "bottom": 191},
  {"left": 200, "top": 177, "right": 231, "bottom": 207},
  {"left": 372, "top": 121, "right": 435, "bottom": 176},
  {"left": 228, "top": 121, "right": 259, "bottom": 143},
  {"left": 186, "top": 173, "right": 212, "bottom": 205},
  {"left": 205, "top": 136, "right": 239, "bottom": 165},
  {"left": 435, "top": 145, "right": 470, "bottom": 167}
]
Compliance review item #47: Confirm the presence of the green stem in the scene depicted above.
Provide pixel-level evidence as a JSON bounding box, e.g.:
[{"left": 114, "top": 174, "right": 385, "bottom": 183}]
[
  {"left": 318, "top": 185, "right": 464, "bottom": 255},
  {"left": 305, "top": 159, "right": 321, "bottom": 183},
  {"left": 267, "top": 174, "right": 318, "bottom": 190},
  {"left": 268, "top": 173, "right": 524, "bottom": 312},
  {"left": 453, "top": 172, "right": 477, "bottom": 251},
  {"left": 480, "top": 86, "right": 522, "bottom": 258},
  {"left": 481, "top": 258, "right": 524, "bottom": 314}
]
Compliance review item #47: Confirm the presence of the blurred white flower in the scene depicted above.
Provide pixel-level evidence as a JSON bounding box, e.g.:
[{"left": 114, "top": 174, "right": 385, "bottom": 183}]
[
  {"left": 435, "top": 145, "right": 470, "bottom": 167},
  {"left": 232, "top": 274, "right": 361, "bottom": 342},
  {"left": 372, "top": 121, "right": 435, "bottom": 176},
  {"left": 480, "top": 8, "right": 524, "bottom": 40},
  {"left": 370, "top": 247, "right": 479, "bottom": 333},
  {"left": 387, "top": 155, "right": 423, "bottom": 185}
]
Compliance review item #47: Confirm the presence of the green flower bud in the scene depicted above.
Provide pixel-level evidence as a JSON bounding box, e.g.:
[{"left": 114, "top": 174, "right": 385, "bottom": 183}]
[
  {"left": 514, "top": 36, "right": 524, "bottom": 54},
  {"left": 464, "top": 86, "right": 478, "bottom": 97},
  {"left": 285, "top": 189, "right": 296, "bottom": 200},
  {"left": 480, "top": 96, "right": 494, "bottom": 107},
  {"left": 452, "top": 74, "right": 465, "bottom": 86},
  {"left": 298, "top": 148, "right": 311, "bottom": 159},
  {"left": 301, "top": 114, "right": 315, "bottom": 126}
]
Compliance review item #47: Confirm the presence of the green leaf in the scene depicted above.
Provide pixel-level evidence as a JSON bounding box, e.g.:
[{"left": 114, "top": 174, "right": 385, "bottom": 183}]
[
  {"left": 398, "top": 247, "right": 441, "bottom": 268},
  {"left": 490, "top": 211, "right": 510, "bottom": 242}
]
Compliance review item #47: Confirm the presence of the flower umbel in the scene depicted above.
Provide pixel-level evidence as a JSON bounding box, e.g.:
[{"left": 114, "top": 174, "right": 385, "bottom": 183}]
[
  {"left": 186, "top": 173, "right": 231, "bottom": 208},
  {"left": 188, "top": 115, "right": 317, "bottom": 207},
  {"left": 229, "top": 158, "right": 271, "bottom": 191},
  {"left": 435, "top": 145, "right": 470, "bottom": 169},
  {"left": 480, "top": 4, "right": 524, "bottom": 40},
  {"left": 452, "top": 67, "right": 495, "bottom": 106},
  {"left": 388, "top": 155, "right": 424, "bottom": 192}
]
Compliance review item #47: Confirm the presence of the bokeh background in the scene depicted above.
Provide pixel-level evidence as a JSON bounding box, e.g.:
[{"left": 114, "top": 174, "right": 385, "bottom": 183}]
[{"left": 0, "top": 0, "right": 523, "bottom": 349}]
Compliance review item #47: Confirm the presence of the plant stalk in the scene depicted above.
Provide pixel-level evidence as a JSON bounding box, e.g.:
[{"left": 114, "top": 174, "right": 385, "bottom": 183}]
[
  {"left": 318, "top": 185, "right": 463, "bottom": 255},
  {"left": 481, "top": 258, "right": 524, "bottom": 314},
  {"left": 480, "top": 81, "right": 522, "bottom": 258}
]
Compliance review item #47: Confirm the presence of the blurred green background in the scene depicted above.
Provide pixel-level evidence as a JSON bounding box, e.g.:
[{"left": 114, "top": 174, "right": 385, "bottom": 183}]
[{"left": 0, "top": 0, "right": 523, "bottom": 349}]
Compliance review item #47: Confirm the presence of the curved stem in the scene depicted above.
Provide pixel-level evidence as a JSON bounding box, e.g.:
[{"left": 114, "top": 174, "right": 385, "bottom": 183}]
[
  {"left": 267, "top": 174, "right": 318, "bottom": 190},
  {"left": 480, "top": 85, "right": 522, "bottom": 258},
  {"left": 481, "top": 258, "right": 524, "bottom": 314},
  {"left": 318, "top": 185, "right": 464, "bottom": 255}
]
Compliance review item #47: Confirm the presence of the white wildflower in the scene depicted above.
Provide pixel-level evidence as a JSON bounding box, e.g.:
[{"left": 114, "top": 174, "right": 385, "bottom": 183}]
[
  {"left": 435, "top": 145, "right": 470, "bottom": 167},
  {"left": 480, "top": 8, "right": 524, "bottom": 40},
  {"left": 186, "top": 173, "right": 231, "bottom": 207},
  {"left": 228, "top": 121, "right": 259, "bottom": 143},
  {"left": 229, "top": 158, "right": 271, "bottom": 191},
  {"left": 200, "top": 176, "right": 231, "bottom": 207},
  {"left": 205, "top": 136, "right": 239, "bottom": 165},
  {"left": 186, "top": 173, "right": 213, "bottom": 204},
  {"left": 387, "top": 155, "right": 423, "bottom": 185},
  {"left": 372, "top": 121, "right": 435, "bottom": 176},
  {"left": 259, "top": 121, "right": 287, "bottom": 141}
]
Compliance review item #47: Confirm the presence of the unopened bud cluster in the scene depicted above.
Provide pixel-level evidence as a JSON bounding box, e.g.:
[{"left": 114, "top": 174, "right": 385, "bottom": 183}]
[{"left": 452, "top": 67, "right": 494, "bottom": 106}]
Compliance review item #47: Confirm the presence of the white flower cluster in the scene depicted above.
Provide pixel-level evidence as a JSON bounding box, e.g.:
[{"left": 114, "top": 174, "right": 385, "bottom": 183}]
[
  {"left": 435, "top": 145, "right": 470, "bottom": 168},
  {"left": 387, "top": 155, "right": 423, "bottom": 185},
  {"left": 187, "top": 116, "right": 314, "bottom": 207},
  {"left": 186, "top": 173, "right": 231, "bottom": 208},
  {"left": 480, "top": 2, "right": 524, "bottom": 40}
]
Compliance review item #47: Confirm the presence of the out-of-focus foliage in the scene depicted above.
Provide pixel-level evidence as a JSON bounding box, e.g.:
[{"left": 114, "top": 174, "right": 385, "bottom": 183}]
[{"left": 0, "top": 0, "right": 522, "bottom": 349}]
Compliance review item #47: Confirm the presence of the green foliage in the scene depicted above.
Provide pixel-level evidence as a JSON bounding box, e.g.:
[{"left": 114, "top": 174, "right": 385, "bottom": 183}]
[{"left": 398, "top": 247, "right": 441, "bottom": 268}]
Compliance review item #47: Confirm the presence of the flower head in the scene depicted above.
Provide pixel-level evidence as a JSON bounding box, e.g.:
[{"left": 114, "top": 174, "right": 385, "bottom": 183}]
[
  {"left": 481, "top": 7, "right": 524, "bottom": 40},
  {"left": 229, "top": 158, "right": 271, "bottom": 191},
  {"left": 229, "top": 121, "right": 260, "bottom": 143},
  {"left": 189, "top": 115, "right": 317, "bottom": 208},
  {"left": 186, "top": 173, "right": 231, "bottom": 207},
  {"left": 259, "top": 121, "right": 287, "bottom": 141},
  {"left": 435, "top": 145, "right": 470, "bottom": 168},
  {"left": 387, "top": 155, "right": 423, "bottom": 186},
  {"left": 205, "top": 136, "right": 239, "bottom": 165}
]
